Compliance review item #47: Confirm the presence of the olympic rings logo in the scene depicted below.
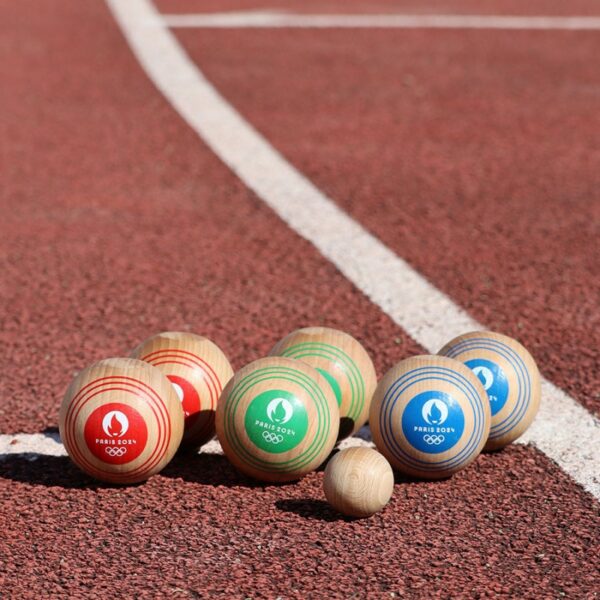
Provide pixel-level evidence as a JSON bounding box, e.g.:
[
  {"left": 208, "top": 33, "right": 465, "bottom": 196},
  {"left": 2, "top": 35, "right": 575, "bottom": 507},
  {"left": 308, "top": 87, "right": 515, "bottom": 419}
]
[
  {"left": 262, "top": 431, "right": 284, "bottom": 444},
  {"left": 105, "top": 446, "right": 128, "bottom": 457},
  {"left": 423, "top": 434, "right": 445, "bottom": 445}
]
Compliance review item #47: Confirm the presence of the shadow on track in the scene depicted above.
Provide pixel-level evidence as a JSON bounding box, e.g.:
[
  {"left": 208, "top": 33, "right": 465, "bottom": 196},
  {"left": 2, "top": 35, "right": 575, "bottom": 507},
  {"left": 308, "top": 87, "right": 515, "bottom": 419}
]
[
  {"left": 0, "top": 451, "right": 298, "bottom": 490},
  {"left": 275, "top": 498, "right": 345, "bottom": 522},
  {"left": 160, "top": 452, "right": 274, "bottom": 488},
  {"left": 0, "top": 454, "right": 114, "bottom": 490},
  {"left": 162, "top": 452, "right": 304, "bottom": 489},
  {"left": 0, "top": 451, "right": 278, "bottom": 490}
]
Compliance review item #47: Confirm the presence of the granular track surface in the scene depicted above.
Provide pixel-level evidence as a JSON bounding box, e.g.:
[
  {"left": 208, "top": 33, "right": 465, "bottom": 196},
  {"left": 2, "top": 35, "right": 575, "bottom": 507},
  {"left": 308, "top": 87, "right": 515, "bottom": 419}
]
[
  {"left": 1, "top": 446, "right": 599, "bottom": 598},
  {"left": 174, "top": 26, "right": 600, "bottom": 415},
  {"left": 0, "top": 0, "right": 598, "bottom": 597},
  {"left": 0, "top": 0, "right": 416, "bottom": 434},
  {"left": 157, "top": 0, "right": 600, "bottom": 17}
]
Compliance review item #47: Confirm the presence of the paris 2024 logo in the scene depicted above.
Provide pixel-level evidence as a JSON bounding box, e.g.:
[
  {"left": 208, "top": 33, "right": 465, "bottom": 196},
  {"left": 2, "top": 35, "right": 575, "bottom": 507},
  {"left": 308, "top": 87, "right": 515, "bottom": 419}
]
[
  {"left": 244, "top": 390, "right": 308, "bottom": 454},
  {"left": 465, "top": 358, "right": 509, "bottom": 416},
  {"left": 84, "top": 402, "right": 148, "bottom": 464},
  {"left": 402, "top": 391, "right": 465, "bottom": 454}
]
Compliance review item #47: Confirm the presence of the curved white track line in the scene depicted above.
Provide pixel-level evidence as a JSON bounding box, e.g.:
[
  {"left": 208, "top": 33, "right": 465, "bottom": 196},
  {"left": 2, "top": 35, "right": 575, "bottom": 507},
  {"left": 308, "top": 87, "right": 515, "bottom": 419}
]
[
  {"left": 0, "top": 433, "right": 67, "bottom": 458},
  {"left": 162, "top": 12, "right": 600, "bottom": 31},
  {"left": 4, "top": 0, "right": 596, "bottom": 501},
  {"left": 107, "top": 0, "right": 600, "bottom": 499}
]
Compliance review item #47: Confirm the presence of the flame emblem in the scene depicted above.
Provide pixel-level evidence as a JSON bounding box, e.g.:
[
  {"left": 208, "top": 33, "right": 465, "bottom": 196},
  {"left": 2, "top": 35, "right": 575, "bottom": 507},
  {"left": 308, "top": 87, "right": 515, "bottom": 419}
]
[
  {"left": 422, "top": 399, "right": 448, "bottom": 425},
  {"left": 102, "top": 410, "right": 129, "bottom": 437},
  {"left": 471, "top": 365, "right": 494, "bottom": 391},
  {"left": 266, "top": 398, "right": 293, "bottom": 425}
]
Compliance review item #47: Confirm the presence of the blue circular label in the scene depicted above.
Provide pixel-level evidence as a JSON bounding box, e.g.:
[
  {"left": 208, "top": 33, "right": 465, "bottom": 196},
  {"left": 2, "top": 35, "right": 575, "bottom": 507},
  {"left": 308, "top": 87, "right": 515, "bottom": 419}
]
[
  {"left": 465, "top": 358, "right": 509, "bottom": 416},
  {"left": 402, "top": 391, "right": 465, "bottom": 454}
]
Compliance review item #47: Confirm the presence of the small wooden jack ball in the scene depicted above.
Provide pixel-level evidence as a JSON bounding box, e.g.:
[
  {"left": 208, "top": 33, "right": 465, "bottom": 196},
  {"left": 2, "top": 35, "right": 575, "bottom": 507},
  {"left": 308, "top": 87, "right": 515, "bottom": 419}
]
[
  {"left": 131, "top": 331, "right": 234, "bottom": 449},
  {"left": 438, "top": 331, "right": 541, "bottom": 450},
  {"left": 270, "top": 327, "right": 377, "bottom": 439},
  {"left": 215, "top": 356, "right": 339, "bottom": 482},
  {"left": 369, "top": 355, "right": 491, "bottom": 479},
  {"left": 323, "top": 447, "right": 394, "bottom": 518},
  {"left": 59, "top": 358, "right": 184, "bottom": 484}
]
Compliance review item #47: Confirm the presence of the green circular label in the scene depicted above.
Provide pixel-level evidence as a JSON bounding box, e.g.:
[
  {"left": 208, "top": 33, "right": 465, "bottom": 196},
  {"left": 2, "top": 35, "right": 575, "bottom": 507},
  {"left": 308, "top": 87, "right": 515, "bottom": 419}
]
[
  {"left": 316, "top": 368, "right": 342, "bottom": 407},
  {"left": 244, "top": 389, "right": 308, "bottom": 454}
]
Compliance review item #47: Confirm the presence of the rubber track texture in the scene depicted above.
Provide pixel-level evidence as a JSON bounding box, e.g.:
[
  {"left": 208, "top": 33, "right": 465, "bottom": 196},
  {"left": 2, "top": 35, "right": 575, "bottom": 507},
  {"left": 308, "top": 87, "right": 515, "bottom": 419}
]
[{"left": 173, "top": 25, "right": 600, "bottom": 416}]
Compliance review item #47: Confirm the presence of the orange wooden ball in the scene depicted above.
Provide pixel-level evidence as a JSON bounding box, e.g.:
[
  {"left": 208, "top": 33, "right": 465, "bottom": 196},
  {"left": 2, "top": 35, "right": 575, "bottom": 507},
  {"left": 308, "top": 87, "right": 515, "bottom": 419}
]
[
  {"left": 131, "top": 331, "right": 234, "bottom": 449},
  {"left": 438, "top": 331, "right": 541, "bottom": 450},
  {"left": 323, "top": 447, "right": 394, "bottom": 518},
  {"left": 270, "top": 327, "right": 377, "bottom": 439},
  {"left": 216, "top": 356, "right": 339, "bottom": 482},
  {"left": 369, "top": 355, "right": 491, "bottom": 479},
  {"left": 59, "top": 358, "right": 184, "bottom": 484}
]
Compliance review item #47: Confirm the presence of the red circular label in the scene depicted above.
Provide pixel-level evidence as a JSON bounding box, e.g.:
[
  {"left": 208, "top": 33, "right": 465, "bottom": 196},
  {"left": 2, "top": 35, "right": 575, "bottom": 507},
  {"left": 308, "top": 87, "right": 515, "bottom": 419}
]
[
  {"left": 84, "top": 402, "right": 148, "bottom": 465},
  {"left": 167, "top": 374, "right": 201, "bottom": 429}
]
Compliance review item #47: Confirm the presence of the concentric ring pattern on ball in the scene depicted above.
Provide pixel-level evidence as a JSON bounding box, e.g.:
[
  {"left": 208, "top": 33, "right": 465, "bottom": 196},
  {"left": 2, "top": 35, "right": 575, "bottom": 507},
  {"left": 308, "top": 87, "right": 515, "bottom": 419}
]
[
  {"left": 438, "top": 331, "right": 541, "bottom": 450},
  {"left": 131, "top": 331, "right": 233, "bottom": 449},
  {"left": 216, "top": 356, "right": 339, "bottom": 482},
  {"left": 270, "top": 327, "right": 377, "bottom": 439},
  {"left": 369, "top": 355, "right": 491, "bottom": 479},
  {"left": 59, "top": 358, "right": 184, "bottom": 484}
]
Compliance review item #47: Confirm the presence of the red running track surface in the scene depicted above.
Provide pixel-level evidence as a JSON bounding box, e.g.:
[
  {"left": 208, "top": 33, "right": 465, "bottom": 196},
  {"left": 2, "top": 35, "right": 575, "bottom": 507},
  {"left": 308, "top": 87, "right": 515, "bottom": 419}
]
[
  {"left": 156, "top": 0, "right": 600, "bottom": 17},
  {"left": 0, "top": 0, "right": 598, "bottom": 597},
  {"left": 174, "top": 25, "right": 600, "bottom": 416},
  {"left": 0, "top": 0, "right": 418, "bottom": 434},
  {"left": 1, "top": 447, "right": 598, "bottom": 597}
]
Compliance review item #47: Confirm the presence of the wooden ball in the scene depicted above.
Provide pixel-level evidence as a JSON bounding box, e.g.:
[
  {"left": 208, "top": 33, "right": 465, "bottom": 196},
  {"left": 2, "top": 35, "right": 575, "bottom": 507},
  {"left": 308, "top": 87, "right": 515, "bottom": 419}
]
[
  {"left": 59, "top": 358, "right": 184, "bottom": 484},
  {"left": 270, "top": 327, "right": 377, "bottom": 439},
  {"left": 131, "top": 331, "right": 234, "bottom": 449},
  {"left": 438, "top": 331, "right": 541, "bottom": 450},
  {"left": 323, "top": 447, "right": 394, "bottom": 518},
  {"left": 215, "top": 356, "right": 339, "bottom": 482},
  {"left": 369, "top": 355, "right": 491, "bottom": 479}
]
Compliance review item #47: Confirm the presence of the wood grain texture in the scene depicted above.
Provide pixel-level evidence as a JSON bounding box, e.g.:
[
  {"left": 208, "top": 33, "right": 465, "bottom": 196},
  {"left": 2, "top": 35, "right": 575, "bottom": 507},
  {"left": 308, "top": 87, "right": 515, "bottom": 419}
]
[
  {"left": 323, "top": 447, "right": 394, "bottom": 518},
  {"left": 369, "top": 355, "right": 490, "bottom": 479},
  {"left": 216, "top": 356, "right": 339, "bottom": 482},
  {"left": 270, "top": 327, "right": 377, "bottom": 439},
  {"left": 59, "top": 358, "right": 184, "bottom": 484},
  {"left": 131, "top": 331, "right": 233, "bottom": 449},
  {"left": 438, "top": 330, "right": 541, "bottom": 450}
]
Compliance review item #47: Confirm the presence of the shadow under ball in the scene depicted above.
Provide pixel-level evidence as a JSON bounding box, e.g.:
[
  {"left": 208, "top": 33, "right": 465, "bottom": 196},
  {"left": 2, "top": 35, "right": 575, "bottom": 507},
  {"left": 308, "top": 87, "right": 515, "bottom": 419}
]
[
  {"left": 270, "top": 327, "right": 377, "bottom": 440},
  {"left": 59, "top": 358, "right": 184, "bottom": 484},
  {"left": 216, "top": 356, "right": 340, "bottom": 482},
  {"left": 131, "top": 331, "right": 234, "bottom": 449},
  {"left": 438, "top": 330, "right": 541, "bottom": 451},
  {"left": 323, "top": 447, "right": 394, "bottom": 518},
  {"left": 369, "top": 355, "right": 491, "bottom": 480}
]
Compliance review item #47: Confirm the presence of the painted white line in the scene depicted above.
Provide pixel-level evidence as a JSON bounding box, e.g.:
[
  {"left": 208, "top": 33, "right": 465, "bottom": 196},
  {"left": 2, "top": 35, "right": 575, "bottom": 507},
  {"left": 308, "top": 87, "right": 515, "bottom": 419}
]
[
  {"left": 5, "top": 0, "right": 590, "bottom": 497},
  {"left": 161, "top": 11, "right": 600, "bottom": 31},
  {"left": 0, "top": 433, "right": 67, "bottom": 458},
  {"left": 338, "top": 426, "right": 375, "bottom": 450},
  {"left": 109, "top": 0, "right": 599, "bottom": 499}
]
